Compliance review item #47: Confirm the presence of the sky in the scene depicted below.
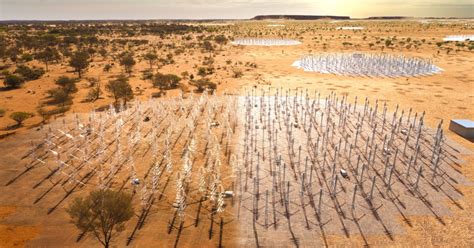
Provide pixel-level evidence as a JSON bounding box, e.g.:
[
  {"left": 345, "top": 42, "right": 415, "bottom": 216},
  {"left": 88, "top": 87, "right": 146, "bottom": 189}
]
[{"left": 1, "top": 0, "right": 473, "bottom": 20}]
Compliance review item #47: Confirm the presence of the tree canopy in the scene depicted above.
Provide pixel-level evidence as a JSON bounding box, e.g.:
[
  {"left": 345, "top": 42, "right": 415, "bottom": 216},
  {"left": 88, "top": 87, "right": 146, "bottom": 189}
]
[
  {"left": 55, "top": 76, "right": 78, "bottom": 94},
  {"left": 143, "top": 52, "right": 158, "bottom": 70},
  {"left": 14, "top": 65, "right": 45, "bottom": 81},
  {"left": 119, "top": 52, "right": 136, "bottom": 76},
  {"left": 36, "top": 47, "right": 61, "bottom": 71},
  {"left": 69, "top": 50, "right": 90, "bottom": 78},
  {"left": 9, "top": 112, "right": 34, "bottom": 126},
  {"left": 152, "top": 72, "right": 181, "bottom": 90},
  {"left": 190, "top": 78, "right": 217, "bottom": 93},
  {"left": 105, "top": 75, "right": 134, "bottom": 104},
  {"left": 67, "top": 189, "right": 134, "bottom": 248}
]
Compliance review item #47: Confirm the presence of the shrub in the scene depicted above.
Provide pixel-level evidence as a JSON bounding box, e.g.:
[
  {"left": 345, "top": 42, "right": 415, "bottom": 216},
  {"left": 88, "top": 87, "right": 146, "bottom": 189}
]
[
  {"left": 232, "top": 68, "right": 243, "bottom": 78},
  {"left": 197, "top": 67, "right": 207, "bottom": 77},
  {"left": 55, "top": 76, "right": 78, "bottom": 94},
  {"left": 85, "top": 85, "right": 102, "bottom": 102},
  {"left": 141, "top": 70, "right": 153, "bottom": 81},
  {"left": 4, "top": 74, "right": 25, "bottom": 88},
  {"left": 152, "top": 73, "right": 181, "bottom": 90},
  {"left": 0, "top": 108, "right": 5, "bottom": 117},
  {"left": 103, "top": 64, "right": 112, "bottom": 72},
  {"left": 14, "top": 65, "right": 45, "bottom": 81},
  {"left": 37, "top": 105, "right": 70, "bottom": 122},
  {"left": 190, "top": 78, "right": 217, "bottom": 93},
  {"left": 47, "top": 88, "right": 72, "bottom": 106},
  {"left": 21, "top": 53, "right": 33, "bottom": 62}
]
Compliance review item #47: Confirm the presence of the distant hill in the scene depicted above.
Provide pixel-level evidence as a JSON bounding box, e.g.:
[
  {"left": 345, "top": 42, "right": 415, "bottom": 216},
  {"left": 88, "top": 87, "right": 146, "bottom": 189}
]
[
  {"left": 251, "top": 15, "right": 350, "bottom": 20},
  {"left": 366, "top": 16, "right": 411, "bottom": 20}
]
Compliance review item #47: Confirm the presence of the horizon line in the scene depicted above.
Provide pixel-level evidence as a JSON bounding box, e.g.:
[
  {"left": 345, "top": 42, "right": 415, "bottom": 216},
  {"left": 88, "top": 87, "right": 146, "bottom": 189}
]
[{"left": 2, "top": 16, "right": 474, "bottom": 22}]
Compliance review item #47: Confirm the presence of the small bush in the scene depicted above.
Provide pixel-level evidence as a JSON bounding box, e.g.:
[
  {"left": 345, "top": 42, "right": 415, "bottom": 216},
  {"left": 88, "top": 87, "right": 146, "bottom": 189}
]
[
  {"left": 55, "top": 76, "right": 78, "bottom": 94},
  {"left": 14, "top": 65, "right": 45, "bottom": 81},
  {"left": 103, "top": 64, "right": 112, "bottom": 72},
  {"left": 47, "top": 88, "right": 72, "bottom": 106},
  {"left": 85, "top": 86, "right": 102, "bottom": 102},
  {"left": 3, "top": 74, "right": 25, "bottom": 88},
  {"left": 141, "top": 70, "right": 153, "bottom": 81},
  {"left": 190, "top": 78, "right": 217, "bottom": 93},
  {"left": 152, "top": 73, "right": 181, "bottom": 90},
  {"left": 232, "top": 68, "right": 243, "bottom": 78}
]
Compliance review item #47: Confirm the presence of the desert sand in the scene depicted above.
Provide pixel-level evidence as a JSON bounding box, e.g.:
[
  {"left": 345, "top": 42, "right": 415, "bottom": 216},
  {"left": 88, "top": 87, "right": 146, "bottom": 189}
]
[{"left": 0, "top": 19, "right": 473, "bottom": 247}]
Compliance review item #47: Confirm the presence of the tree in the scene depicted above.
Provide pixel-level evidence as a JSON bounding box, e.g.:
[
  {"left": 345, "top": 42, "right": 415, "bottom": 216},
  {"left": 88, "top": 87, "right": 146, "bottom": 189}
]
[
  {"left": 99, "top": 48, "right": 108, "bottom": 59},
  {"left": 67, "top": 189, "right": 134, "bottom": 248},
  {"left": 190, "top": 78, "right": 217, "bottom": 93},
  {"left": 9, "top": 112, "right": 33, "bottom": 127},
  {"left": 0, "top": 43, "right": 6, "bottom": 62},
  {"left": 197, "top": 67, "right": 207, "bottom": 77},
  {"left": 143, "top": 52, "right": 157, "bottom": 70},
  {"left": 36, "top": 106, "right": 50, "bottom": 123},
  {"left": 106, "top": 75, "right": 134, "bottom": 104},
  {"left": 3, "top": 74, "right": 25, "bottom": 89},
  {"left": 36, "top": 47, "right": 60, "bottom": 71},
  {"left": 55, "top": 76, "right": 78, "bottom": 94},
  {"left": 86, "top": 80, "right": 102, "bottom": 102},
  {"left": 47, "top": 88, "right": 71, "bottom": 106},
  {"left": 152, "top": 73, "right": 181, "bottom": 90},
  {"left": 180, "top": 71, "right": 189, "bottom": 80},
  {"left": 119, "top": 52, "right": 136, "bottom": 76},
  {"left": 87, "top": 47, "right": 96, "bottom": 58},
  {"left": 69, "top": 51, "right": 90, "bottom": 78},
  {"left": 214, "top": 35, "right": 228, "bottom": 50},
  {"left": 6, "top": 47, "right": 20, "bottom": 64},
  {"left": 202, "top": 41, "right": 214, "bottom": 52}
]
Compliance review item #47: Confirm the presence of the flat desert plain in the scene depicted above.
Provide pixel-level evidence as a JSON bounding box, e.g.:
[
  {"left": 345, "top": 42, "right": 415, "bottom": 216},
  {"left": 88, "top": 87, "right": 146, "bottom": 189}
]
[{"left": 0, "top": 19, "right": 473, "bottom": 247}]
